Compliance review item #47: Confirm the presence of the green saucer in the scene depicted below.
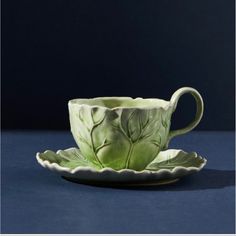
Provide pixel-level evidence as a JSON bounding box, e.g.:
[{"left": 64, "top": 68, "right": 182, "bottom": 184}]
[{"left": 36, "top": 148, "right": 206, "bottom": 186}]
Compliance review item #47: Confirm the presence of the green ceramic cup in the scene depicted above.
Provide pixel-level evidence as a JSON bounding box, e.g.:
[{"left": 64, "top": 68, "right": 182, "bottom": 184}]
[{"left": 68, "top": 87, "right": 204, "bottom": 171}]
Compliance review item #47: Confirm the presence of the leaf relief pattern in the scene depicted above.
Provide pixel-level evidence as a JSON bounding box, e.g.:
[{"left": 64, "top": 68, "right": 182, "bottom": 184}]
[
  {"left": 76, "top": 107, "right": 170, "bottom": 169},
  {"left": 76, "top": 107, "right": 111, "bottom": 168}
]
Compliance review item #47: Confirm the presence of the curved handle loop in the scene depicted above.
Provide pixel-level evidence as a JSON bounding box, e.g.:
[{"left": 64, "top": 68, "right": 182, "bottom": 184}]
[{"left": 168, "top": 87, "right": 204, "bottom": 144}]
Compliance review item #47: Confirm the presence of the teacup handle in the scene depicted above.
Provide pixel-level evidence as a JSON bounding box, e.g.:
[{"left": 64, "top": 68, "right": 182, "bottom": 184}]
[{"left": 167, "top": 87, "right": 204, "bottom": 145}]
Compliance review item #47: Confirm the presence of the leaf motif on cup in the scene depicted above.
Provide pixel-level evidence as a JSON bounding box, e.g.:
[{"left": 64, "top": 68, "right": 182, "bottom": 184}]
[
  {"left": 150, "top": 134, "right": 162, "bottom": 148},
  {"left": 161, "top": 112, "right": 169, "bottom": 129},
  {"left": 75, "top": 106, "right": 171, "bottom": 170},
  {"left": 95, "top": 138, "right": 111, "bottom": 154},
  {"left": 114, "top": 109, "right": 164, "bottom": 168},
  {"left": 76, "top": 107, "right": 111, "bottom": 168}
]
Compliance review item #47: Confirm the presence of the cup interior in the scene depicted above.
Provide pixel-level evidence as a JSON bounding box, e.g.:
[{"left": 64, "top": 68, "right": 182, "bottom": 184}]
[{"left": 69, "top": 97, "right": 169, "bottom": 109}]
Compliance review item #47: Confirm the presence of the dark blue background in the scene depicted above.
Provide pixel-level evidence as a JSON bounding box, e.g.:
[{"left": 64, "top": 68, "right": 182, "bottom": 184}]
[
  {"left": 2, "top": 0, "right": 235, "bottom": 130},
  {"left": 1, "top": 1, "right": 235, "bottom": 233}
]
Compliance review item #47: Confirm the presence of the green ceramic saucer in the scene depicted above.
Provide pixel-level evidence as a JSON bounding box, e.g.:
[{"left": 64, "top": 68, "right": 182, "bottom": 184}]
[{"left": 36, "top": 148, "right": 206, "bottom": 186}]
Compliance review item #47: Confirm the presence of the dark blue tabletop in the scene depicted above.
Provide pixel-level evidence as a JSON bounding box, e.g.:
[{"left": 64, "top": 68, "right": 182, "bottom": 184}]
[{"left": 1, "top": 131, "right": 235, "bottom": 233}]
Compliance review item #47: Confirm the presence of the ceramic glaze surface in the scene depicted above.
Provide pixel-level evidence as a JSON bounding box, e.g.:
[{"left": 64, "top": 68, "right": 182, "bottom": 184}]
[
  {"left": 36, "top": 148, "right": 207, "bottom": 185},
  {"left": 69, "top": 105, "right": 171, "bottom": 170},
  {"left": 68, "top": 87, "right": 204, "bottom": 171}
]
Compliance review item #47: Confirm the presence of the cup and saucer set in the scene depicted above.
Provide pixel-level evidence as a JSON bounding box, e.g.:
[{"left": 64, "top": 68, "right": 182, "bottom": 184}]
[{"left": 36, "top": 87, "right": 207, "bottom": 187}]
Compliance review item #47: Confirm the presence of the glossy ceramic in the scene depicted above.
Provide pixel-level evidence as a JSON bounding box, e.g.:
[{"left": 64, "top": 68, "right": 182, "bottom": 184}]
[
  {"left": 36, "top": 148, "right": 207, "bottom": 186},
  {"left": 68, "top": 87, "right": 204, "bottom": 170}
]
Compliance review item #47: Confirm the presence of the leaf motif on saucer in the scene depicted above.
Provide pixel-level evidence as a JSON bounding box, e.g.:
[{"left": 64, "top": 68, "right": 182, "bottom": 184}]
[
  {"left": 36, "top": 148, "right": 207, "bottom": 186},
  {"left": 38, "top": 148, "right": 101, "bottom": 170},
  {"left": 145, "top": 149, "right": 205, "bottom": 171}
]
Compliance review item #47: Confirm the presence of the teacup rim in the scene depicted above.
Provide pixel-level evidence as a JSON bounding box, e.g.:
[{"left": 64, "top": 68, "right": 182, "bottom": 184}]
[{"left": 68, "top": 97, "right": 172, "bottom": 110}]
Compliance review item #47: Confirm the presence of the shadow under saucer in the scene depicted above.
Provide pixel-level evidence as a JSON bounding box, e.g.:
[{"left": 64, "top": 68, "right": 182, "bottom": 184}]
[
  {"left": 62, "top": 176, "right": 180, "bottom": 187},
  {"left": 119, "top": 169, "right": 235, "bottom": 191},
  {"left": 62, "top": 169, "right": 235, "bottom": 191}
]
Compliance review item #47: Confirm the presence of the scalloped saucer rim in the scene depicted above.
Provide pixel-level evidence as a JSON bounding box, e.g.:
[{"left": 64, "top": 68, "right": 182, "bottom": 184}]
[{"left": 36, "top": 148, "right": 207, "bottom": 186}]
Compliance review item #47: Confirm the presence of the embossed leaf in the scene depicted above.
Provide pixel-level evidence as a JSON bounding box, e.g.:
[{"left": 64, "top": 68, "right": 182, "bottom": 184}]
[
  {"left": 120, "top": 110, "right": 137, "bottom": 141},
  {"left": 161, "top": 112, "right": 170, "bottom": 129},
  {"left": 91, "top": 107, "right": 106, "bottom": 125},
  {"left": 95, "top": 138, "right": 111, "bottom": 154},
  {"left": 137, "top": 112, "right": 162, "bottom": 144},
  {"left": 120, "top": 109, "right": 153, "bottom": 142},
  {"left": 145, "top": 150, "right": 205, "bottom": 171},
  {"left": 77, "top": 107, "right": 92, "bottom": 128},
  {"left": 38, "top": 148, "right": 101, "bottom": 170},
  {"left": 38, "top": 150, "right": 61, "bottom": 163}
]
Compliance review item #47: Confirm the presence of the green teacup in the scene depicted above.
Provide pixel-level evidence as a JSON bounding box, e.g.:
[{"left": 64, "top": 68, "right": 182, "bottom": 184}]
[{"left": 68, "top": 87, "right": 204, "bottom": 171}]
